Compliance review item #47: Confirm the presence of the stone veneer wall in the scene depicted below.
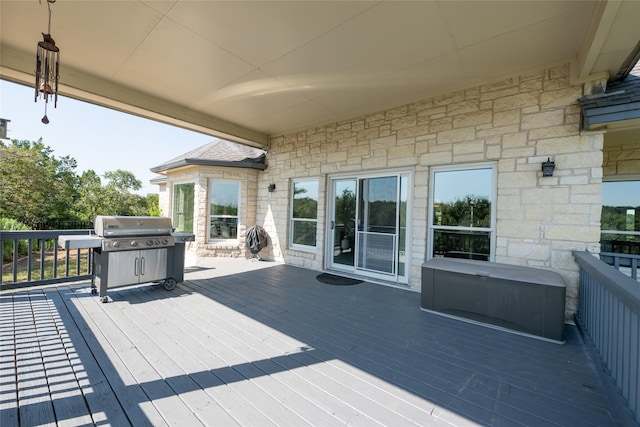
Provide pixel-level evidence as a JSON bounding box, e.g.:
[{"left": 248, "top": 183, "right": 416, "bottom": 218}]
[
  {"left": 160, "top": 166, "right": 259, "bottom": 261},
  {"left": 603, "top": 136, "right": 640, "bottom": 176},
  {"left": 257, "top": 64, "right": 604, "bottom": 319}
]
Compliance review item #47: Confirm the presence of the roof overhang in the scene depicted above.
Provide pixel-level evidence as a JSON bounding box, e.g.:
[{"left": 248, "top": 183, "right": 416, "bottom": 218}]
[
  {"left": 579, "top": 70, "right": 640, "bottom": 130},
  {"left": 581, "top": 103, "right": 640, "bottom": 130},
  {"left": 2, "top": 1, "right": 640, "bottom": 140},
  {"left": 150, "top": 157, "right": 267, "bottom": 174}
]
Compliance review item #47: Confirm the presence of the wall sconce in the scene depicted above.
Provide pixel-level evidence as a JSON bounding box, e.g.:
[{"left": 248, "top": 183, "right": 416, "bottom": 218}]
[
  {"left": 268, "top": 184, "right": 276, "bottom": 192},
  {"left": 541, "top": 157, "right": 555, "bottom": 177}
]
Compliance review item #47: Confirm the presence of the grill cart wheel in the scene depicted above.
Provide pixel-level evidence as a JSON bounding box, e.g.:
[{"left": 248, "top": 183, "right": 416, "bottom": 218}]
[{"left": 163, "top": 278, "right": 177, "bottom": 291}]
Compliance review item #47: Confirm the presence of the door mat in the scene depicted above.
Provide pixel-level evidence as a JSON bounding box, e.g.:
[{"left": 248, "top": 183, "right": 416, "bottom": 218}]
[{"left": 316, "top": 273, "right": 363, "bottom": 286}]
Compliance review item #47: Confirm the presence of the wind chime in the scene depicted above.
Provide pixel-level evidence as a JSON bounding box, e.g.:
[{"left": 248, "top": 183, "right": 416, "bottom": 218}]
[{"left": 34, "top": 0, "right": 60, "bottom": 124}]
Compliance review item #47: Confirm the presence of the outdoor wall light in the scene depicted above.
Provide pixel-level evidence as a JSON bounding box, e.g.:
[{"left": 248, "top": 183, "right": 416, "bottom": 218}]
[
  {"left": 268, "top": 184, "right": 276, "bottom": 192},
  {"left": 35, "top": 0, "right": 60, "bottom": 124},
  {"left": 542, "top": 157, "right": 556, "bottom": 177}
]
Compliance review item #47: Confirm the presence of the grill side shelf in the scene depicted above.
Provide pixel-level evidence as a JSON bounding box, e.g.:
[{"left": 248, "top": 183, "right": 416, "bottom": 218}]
[{"left": 58, "top": 235, "right": 102, "bottom": 249}]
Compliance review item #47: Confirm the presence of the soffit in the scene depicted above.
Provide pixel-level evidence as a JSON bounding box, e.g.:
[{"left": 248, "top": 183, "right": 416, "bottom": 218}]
[{"left": 1, "top": 1, "right": 639, "bottom": 147}]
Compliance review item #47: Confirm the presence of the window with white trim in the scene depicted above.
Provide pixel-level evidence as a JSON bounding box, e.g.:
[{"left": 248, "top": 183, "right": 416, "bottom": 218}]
[
  {"left": 290, "top": 179, "right": 318, "bottom": 249},
  {"left": 209, "top": 180, "right": 239, "bottom": 241},
  {"left": 428, "top": 164, "right": 496, "bottom": 261}
]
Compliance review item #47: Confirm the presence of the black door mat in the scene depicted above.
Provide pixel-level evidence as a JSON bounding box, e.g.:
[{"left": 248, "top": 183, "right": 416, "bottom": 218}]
[{"left": 316, "top": 273, "right": 363, "bottom": 286}]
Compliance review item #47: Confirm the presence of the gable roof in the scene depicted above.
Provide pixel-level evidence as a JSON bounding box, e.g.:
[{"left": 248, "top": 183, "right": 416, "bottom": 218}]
[
  {"left": 579, "top": 73, "right": 640, "bottom": 131},
  {"left": 150, "top": 139, "right": 267, "bottom": 173}
]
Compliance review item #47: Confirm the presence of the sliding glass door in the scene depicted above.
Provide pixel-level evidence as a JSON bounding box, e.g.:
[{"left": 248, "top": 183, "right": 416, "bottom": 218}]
[{"left": 328, "top": 173, "right": 409, "bottom": 282}]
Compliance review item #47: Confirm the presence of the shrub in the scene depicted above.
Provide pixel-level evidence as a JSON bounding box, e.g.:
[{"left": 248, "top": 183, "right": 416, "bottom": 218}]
[{"left": 1, "top": 218, "right": 31, "bottom": 262}]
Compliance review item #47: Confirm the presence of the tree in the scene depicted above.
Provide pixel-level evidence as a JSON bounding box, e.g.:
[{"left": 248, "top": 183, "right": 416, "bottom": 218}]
[
  {"left": 102, "top": 169, "right": 147, "bottom": 216},
  {"left": 2, "top": 139, "right": 164, "bottom": 226},
  {"left": 438, "top": 195, "right": 491, "bottom": 228},
  {"left": 71, "top": 170, "right": 110, "bottom": 220},
  {"left": 0, "top": 139, "right": 79, "bottom": 227},
  {"left": 104, "top": 169, "right": 141, "bottom": 193},
  {"left": 335, "top": 188, "right": 356, "bottom": 227},
  {"left": 146, "top": 193, "right": 161, "bottom": 216},
  {"left": 72, "top": 169, "right": 148, "bottom": 219}
]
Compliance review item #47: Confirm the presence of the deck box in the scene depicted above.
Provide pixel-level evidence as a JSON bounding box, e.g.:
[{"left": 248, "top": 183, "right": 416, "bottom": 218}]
[{"left": 421, "top": 258, "right": 566, "bottom": 343}]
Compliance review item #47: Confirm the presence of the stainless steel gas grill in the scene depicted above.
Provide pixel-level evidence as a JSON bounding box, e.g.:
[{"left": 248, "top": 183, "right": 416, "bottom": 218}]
[{"left": 59, "top": 216, "right": 194, "bottom": 302}]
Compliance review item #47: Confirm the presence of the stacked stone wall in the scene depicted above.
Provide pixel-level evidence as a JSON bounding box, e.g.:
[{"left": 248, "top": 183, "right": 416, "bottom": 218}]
[
  {"left": 603, "top": 136, "right": 640, "bottom": 176},
  {"left": 259, "top": 64, "right": 604, "bottom": 318},
  {"left": 159, "top": 166, "right": 259, "bottom": 260}
]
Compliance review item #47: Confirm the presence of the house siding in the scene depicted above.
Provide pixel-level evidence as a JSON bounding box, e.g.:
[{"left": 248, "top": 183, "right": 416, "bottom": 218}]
[{"left": 257, "top": 64, "right": 603, "bottom": 319}]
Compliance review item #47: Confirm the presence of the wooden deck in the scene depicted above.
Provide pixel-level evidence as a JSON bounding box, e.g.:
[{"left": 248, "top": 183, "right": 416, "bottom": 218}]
[{"left": 0, "top": 259, "right": 632, "bottom": 426}]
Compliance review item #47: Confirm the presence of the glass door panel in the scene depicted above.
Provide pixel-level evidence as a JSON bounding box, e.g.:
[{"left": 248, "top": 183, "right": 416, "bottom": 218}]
[
  {"left": 329, "top": 173, "right": 409, "bottom": 282},
  {"left": 356, "top": 176, "right": 398, "bottom": 275},
  {"left": 331, "top": 179, "right": 357, "bottom": 268},
  {"left": 398, "top": 175, "right": 408, "bottom": 277},
  {"left": 173, "top": 183, "right": 194, "bottom": 233}
]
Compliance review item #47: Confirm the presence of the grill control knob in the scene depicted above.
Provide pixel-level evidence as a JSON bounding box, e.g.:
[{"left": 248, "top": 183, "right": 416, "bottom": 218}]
[
  {"left": 112, "top": 241, "right": 120, "bottom": 248},
  {"left": 131, "top": 240, "right": 138, "bottom": 247},
  {"left": 146, "top": 240, "right": 154, "bottom": 246},
  {"left": 162, "top": 239, "right": 168, "bottom": 245}
]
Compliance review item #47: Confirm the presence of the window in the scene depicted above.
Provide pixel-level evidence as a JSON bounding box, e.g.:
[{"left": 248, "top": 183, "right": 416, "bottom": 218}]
[
  {"left": 428, "top": 164, "right": 496, "bottom": 261},
  {"left": 601, "top": 179, "right": 640, "bottom": 254},
  {"left": 173, "top": 182, "right": 194, "bottom": 233},
  {"left": 209, "top": 180, "right": 239, "bottom": 240},
  {"left": 290, "top": 179, "right": 318, "bottom": 248}
]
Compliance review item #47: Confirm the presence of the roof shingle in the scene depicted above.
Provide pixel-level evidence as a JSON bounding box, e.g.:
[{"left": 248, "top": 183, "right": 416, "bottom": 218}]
[{"left": 150, "top": 139, "right": 267, "bottom": 173}]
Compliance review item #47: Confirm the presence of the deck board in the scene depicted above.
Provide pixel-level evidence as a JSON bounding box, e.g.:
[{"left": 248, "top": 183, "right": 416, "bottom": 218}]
[
  {"left": 13, "top": 293, "right": 57, "bottom": 427},
  {"left": 0, "top": 294, "right": 20, "bottom": 427},
  {"left": 60, "top": 286, "right": 168, "bottom": 426},
  {"left": 45, "top": 287, "right": 131, "bottom": 427},
  {"left": 0, "top": 259, "right": 634, "bottom": 426}
]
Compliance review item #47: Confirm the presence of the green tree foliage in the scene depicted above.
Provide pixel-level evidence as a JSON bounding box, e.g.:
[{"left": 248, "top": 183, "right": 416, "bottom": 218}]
[
  {"left": 0, "top": 139, "right": 78, "bottom": 227},
  {"left": 71, "top": 170, "right": 110, "bottom": 220},
  {"left": 1, "top": 217, "right": 30, "bottom": 261},
  {"left": 104, "top": 169, "right": 142, "bottom": 193},
  {"left": 437, "top": 195, "right": 491, "bottom": 228},
  {"left": 72, "top": 169, "right": 148, "bottom": 219},
  {"left": 335, "top": 188, "right": 356, "bottom": 226},
  {"left": 146, "top": 193, "right": 161, "bottom": 216},
  {"left": 1, "top": 139, "right": 156, "bottom": 226},
  {"left": 292, "top": 185, "right": 317, "bottom": 219},
  {"left": 601, "top": 205, "right": 640, "bottom": 243}
]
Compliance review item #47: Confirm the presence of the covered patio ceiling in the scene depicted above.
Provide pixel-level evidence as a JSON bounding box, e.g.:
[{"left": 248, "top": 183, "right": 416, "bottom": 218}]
[{"left": 1, "top": 1, "right": 639, "bottom": 148}]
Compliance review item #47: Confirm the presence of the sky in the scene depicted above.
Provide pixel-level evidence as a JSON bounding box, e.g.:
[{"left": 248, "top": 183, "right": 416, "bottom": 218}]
[{"left": 0, "top": 80, "right": 214, "bottom": 195}]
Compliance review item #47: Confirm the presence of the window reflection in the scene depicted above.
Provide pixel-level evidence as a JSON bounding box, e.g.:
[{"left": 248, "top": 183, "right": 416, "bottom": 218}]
[
  {"left": 291, "top": 179, "right": 318, "bottom": 247},
  {"left": 601, "top": 180, "right": 640, "bottom": 256},
  {"left": 210, "top": 181, "right": 239, "bottom": 240},
  {"left": 173, "top": 183, "right": 194, "bottom": 233},
  {"left": 433, "top": 169, "right": 492, "bottom": 227},
  {"left": 430, "top": 166, "right": 495, "bottom": 261}
]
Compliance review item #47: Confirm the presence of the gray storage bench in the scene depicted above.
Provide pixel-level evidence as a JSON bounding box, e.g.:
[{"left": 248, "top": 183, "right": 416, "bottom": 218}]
[{"left": 421, "top": 258, "right": 566, "bottom": 343}]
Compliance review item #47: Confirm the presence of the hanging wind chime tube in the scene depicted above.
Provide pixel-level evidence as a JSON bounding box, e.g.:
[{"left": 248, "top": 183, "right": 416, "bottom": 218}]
[{"left": 34, "top": 0, "right": 60, "bottom": 124}]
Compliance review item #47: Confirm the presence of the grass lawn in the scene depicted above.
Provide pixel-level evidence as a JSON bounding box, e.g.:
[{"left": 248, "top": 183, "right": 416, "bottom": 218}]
[{"left": 2, "top": 248, "right": 91, "bottom": 285}]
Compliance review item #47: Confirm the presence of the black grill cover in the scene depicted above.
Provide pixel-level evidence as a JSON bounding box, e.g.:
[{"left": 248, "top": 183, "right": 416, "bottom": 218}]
[{"left": 246, "top": 225, "right": 267, "bottom": 255}]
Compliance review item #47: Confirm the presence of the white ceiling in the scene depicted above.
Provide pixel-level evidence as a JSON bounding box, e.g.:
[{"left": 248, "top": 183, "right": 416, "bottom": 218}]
[{"left": 1, "top": 1, "right": 639, "bottom": 147}]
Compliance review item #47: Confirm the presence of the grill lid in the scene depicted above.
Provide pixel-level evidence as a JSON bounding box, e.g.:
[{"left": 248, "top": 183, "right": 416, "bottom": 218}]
[{"left": 94, "top": 215, "right": 173, "bottom": 237}]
